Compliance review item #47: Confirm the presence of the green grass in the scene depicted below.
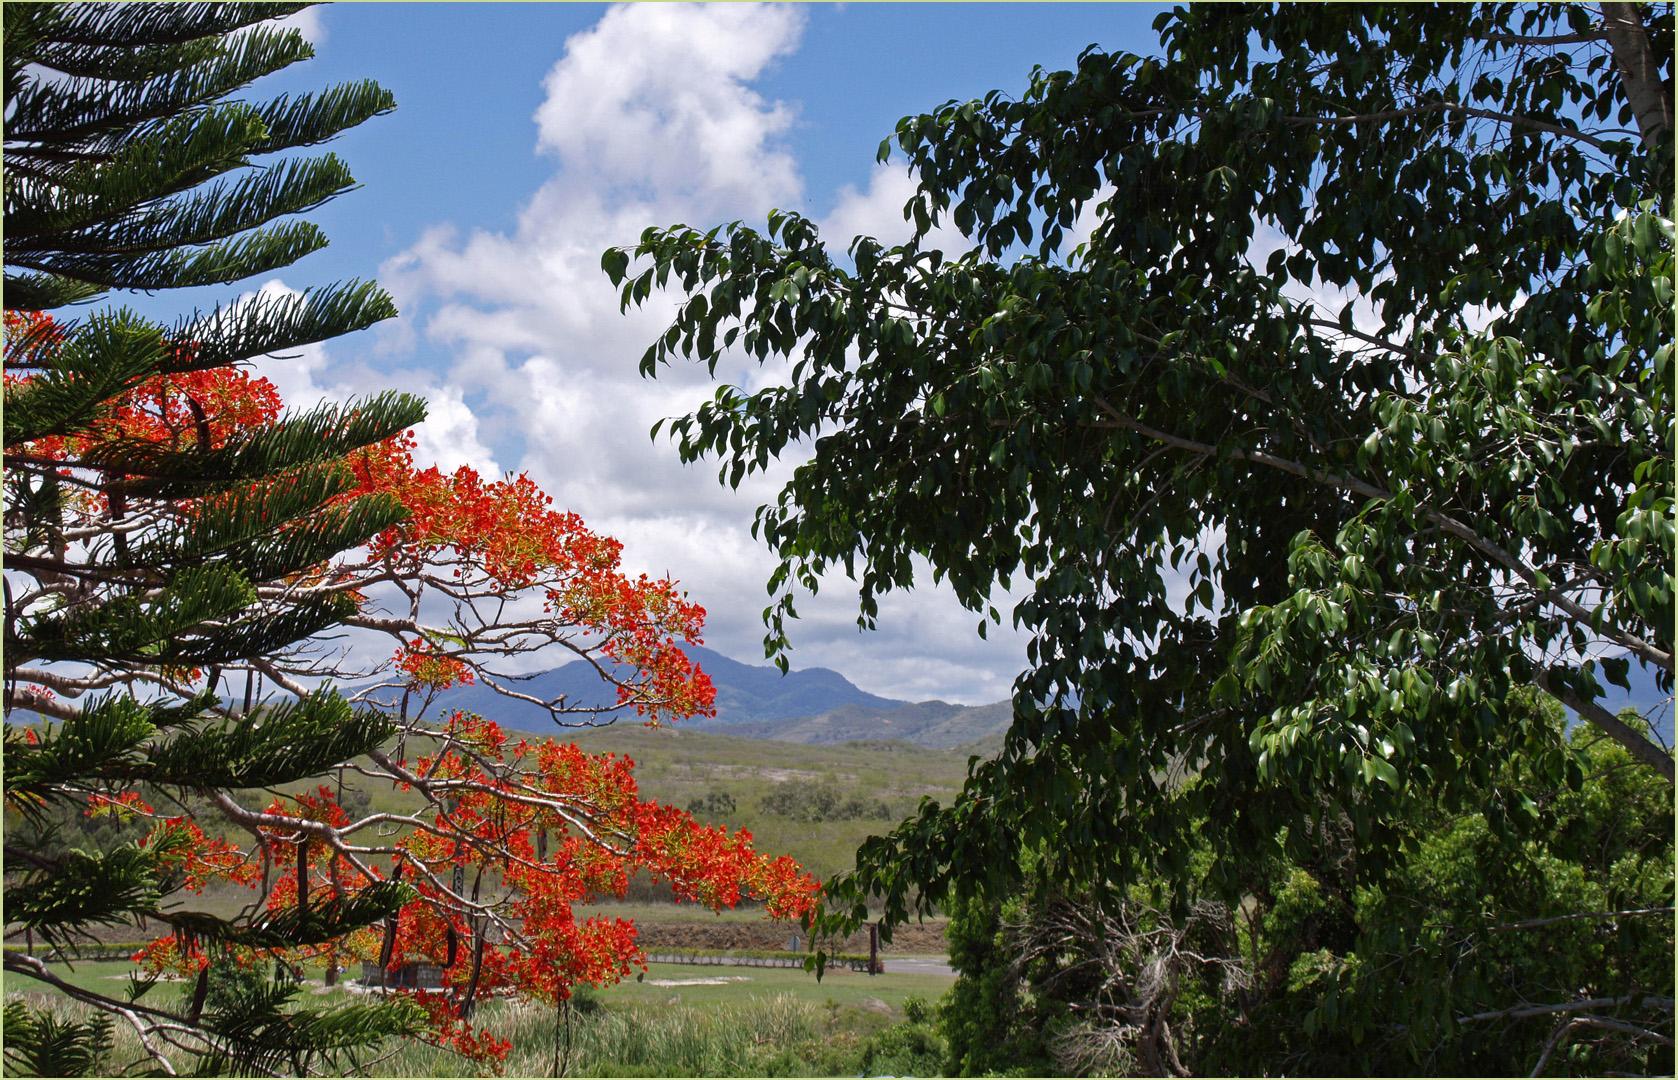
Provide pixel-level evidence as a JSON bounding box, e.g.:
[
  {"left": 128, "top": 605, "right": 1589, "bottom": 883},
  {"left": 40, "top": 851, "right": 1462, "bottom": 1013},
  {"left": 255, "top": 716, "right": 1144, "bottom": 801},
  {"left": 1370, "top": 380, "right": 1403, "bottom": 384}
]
[
  {"left": 5, "top": 957, "right": 950, "bottom": 1010},
  {"left": 6, "top": 959, "right": 954, "bottom": 1077},
  {"left": 371, "top": 992, "right": 910, "bottom": 1077},
  {"left": 3, "top": 958, "right": 158, "bottom": 1000}
]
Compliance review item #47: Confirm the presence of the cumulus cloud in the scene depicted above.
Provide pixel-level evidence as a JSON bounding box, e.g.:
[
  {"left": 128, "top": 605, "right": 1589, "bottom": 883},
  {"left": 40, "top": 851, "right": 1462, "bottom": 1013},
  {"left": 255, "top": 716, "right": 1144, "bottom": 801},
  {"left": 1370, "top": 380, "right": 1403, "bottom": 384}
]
[
  {"left": 357, "top": 4, "right": 1030, "bottom": 703},
  {"left": 534, "top": 3, "right": 804, "bottom": 216},
  {"left": 270, "top": 5, "right": 324, "bottom": 45}
]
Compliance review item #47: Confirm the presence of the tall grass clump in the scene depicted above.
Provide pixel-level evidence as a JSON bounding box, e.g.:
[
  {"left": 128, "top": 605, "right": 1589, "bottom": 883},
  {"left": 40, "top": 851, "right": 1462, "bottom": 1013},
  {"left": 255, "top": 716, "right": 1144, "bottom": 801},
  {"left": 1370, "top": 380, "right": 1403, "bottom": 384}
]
[
  {"left": 378, "top": 993, "right": 830, "bottom": 1077},
  {"left": 8, "top": 988, "right": 941, "bottom": 1077}
]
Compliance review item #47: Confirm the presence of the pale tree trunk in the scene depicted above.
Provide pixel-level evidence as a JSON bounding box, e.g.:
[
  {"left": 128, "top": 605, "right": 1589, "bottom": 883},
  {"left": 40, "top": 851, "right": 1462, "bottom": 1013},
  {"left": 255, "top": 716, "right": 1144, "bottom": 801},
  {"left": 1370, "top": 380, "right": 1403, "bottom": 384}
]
[{"left": 1602, "top": 3, "right": 1673, "bottom": 147}]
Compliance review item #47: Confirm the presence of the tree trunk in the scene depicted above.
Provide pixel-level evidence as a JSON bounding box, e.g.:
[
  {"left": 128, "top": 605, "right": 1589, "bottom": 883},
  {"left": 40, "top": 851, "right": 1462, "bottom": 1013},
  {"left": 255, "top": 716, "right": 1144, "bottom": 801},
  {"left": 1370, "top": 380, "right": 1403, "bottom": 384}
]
[{"left": 1602, "top": 3, "right": 1673, "bottom": 147}]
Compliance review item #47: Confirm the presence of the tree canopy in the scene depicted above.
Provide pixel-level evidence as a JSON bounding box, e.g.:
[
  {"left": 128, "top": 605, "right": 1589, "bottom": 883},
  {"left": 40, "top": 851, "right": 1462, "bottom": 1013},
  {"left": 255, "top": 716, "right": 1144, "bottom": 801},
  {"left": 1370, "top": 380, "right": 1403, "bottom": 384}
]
[
  {"left": 610, "top": 1, "right": 1674, "bottom": 937},
  {"left": 938, "top": 694, "right": 1672, "bottom": 1077}
]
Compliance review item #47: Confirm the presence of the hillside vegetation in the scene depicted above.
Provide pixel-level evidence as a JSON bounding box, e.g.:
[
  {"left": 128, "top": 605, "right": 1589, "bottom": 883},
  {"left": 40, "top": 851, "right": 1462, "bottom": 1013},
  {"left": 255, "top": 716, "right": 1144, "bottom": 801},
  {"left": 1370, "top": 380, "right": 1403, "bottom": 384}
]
[{"left": 565, "top": 723, "right": 987, "bottom": 885}]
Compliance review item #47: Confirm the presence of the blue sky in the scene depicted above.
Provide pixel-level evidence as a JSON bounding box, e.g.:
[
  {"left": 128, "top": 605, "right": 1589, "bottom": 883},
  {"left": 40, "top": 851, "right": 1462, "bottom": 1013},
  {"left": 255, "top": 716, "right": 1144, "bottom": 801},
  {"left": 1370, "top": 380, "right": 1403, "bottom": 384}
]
[{"left": 173, "top": 3, "right": 1176, "bottom": 704}]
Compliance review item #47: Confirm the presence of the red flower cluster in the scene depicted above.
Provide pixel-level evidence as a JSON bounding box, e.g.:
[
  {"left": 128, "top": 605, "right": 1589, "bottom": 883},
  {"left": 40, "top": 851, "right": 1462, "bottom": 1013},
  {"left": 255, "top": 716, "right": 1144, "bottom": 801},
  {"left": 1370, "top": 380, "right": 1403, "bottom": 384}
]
[
  {"left": 347, "top": 433, "right": 716, "bottom": 721},
  {"left": 373, "top": 710, "right": 820, "bottom": 1011},
  {"left": 133, "top": 934, "right": 210, "bottom": 975},
  {"left": 5, "top": 310, "right": 282, "bottom": 463},
  {"left": 410, "top": 990, "right": 513, "bottom": 1071},
  {"left": 144, "top": 816, "right": 262, "bottom": 894},
  {"left": 85, "top": 790, "right": 153, "bottom": 821},
  {"left": 394, "top": 638, "right": 475, "bottom": 691}
]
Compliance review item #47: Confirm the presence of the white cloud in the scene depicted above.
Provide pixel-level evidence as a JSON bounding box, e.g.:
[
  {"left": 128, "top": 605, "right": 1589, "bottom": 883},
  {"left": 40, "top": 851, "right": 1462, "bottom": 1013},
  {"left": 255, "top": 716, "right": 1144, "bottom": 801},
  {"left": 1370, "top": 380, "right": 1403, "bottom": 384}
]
[
  {"left": 243, "top": 279, "right": 503, "bottom": 478},
  {"left": 408, "top": 384, "right": 500, "bottom": 477},
  {"left": 533, "top": 3, "right": 805, "bottom": 216},
  {"left": 271, "top": 6, "right": 324, "bottom": 45},
  {"left": 352, "top": 4, "right": 1032, "bottom": 704}
]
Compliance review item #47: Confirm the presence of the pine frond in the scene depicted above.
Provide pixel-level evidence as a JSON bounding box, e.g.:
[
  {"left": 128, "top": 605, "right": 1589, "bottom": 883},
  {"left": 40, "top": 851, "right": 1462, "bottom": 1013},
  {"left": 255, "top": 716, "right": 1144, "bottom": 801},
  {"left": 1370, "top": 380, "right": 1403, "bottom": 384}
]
[
  {"left": 8, "top": 155, "right": 356, "bottom": 259},
  {"left": 17, "top": 564, "right": 257, "bottom": 665},
  {"left": 6, "top": 25, "right": 310, "bottom": 150},
  {"left": 17, "top": 4, "right": 311, "bottom": 51},
  {"left": 203, "top": 978, "right": 425, "bottom": 1077},
  {"left": 2, "top": 694, "right": 160, "bottom": 819},
  {"left": 14, "top": 219, "right": 328, "bottom": 292},
  {"left": 2, "top": 1000, "right": 116, "bottom": 1079},
  {"left": 2, "top": 845, "right": 169, "bottom": 945},
  {"left": 30, "top": 34, "right": 232, "bottom": 84},
  {"left": 1, "top": 271, "right": 104, "bottom": 309},
  {"left": 165, "top": 279, "right": 398, "bottom": 371},
  {"left": 248, "top": 80, "right": 398, "bottom": 153},
  {"left": 140, "top": 480, "right": 409, "bottom": 584},
  {"left": 145, "top": 690, "right": 396, "bottom": 788},
  {"left": 2, "top": 309, "right": 166, "bottom": 448},
  {"left": 6, "top": 105, "right": 268, "bottom": 243},
  {"left": 87, "top": 392, "right": 427, "bottom": 494}
]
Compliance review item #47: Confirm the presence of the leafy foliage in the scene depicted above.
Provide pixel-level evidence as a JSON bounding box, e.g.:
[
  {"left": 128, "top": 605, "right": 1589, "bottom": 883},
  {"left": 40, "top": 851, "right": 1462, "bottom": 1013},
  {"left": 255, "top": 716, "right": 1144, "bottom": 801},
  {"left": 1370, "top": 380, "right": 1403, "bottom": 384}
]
[
  {"left": 937, "top": 701, "right": 1674, "bottom": 1077},
  {"left": 610, "top": 2, "right": 1675, "bottom": 945}
]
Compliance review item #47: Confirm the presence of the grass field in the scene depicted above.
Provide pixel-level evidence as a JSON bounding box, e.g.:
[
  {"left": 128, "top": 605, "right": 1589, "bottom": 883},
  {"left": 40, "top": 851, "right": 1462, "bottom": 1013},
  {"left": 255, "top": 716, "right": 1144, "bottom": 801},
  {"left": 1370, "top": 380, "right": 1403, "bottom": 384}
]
[
  {"left": 594, "top": 959, "right": 951, "bottom": 1011},
  {"left": 4, "top": 957, "right": 951, "bottom": 1010},
  {"left": 5, "top": 958, "right": 954, "bottom": 1077},
  {"left": 3, "top": 957, "right": 157, "bottom": 1000},
  {"left": 563, "top": 723, "right": 977, "bottom": 884}
]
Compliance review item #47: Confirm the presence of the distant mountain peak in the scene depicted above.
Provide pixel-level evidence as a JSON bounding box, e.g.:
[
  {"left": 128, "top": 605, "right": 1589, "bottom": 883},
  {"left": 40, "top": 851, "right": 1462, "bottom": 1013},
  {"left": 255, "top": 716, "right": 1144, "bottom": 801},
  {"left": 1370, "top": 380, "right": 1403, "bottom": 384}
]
[{"left": 428, "top": 644, "right": 911, "bottom": 734}]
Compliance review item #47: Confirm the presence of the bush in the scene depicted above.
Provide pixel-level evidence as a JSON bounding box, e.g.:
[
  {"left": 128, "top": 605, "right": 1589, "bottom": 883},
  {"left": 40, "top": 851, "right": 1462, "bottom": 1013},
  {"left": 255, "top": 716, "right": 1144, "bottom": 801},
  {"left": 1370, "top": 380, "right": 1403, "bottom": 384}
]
[
  {"left": 860, "top": 1016, "right": 945, "bottom": 1078},
  {"left": 177, "top": 953, "right": 270, "bottom": 1016},
  {"left": 759, "top": 780, "right": 892, "bottom": 823},
  {"left": 687, "top": 791, "right": 737, "bottom": 818}
]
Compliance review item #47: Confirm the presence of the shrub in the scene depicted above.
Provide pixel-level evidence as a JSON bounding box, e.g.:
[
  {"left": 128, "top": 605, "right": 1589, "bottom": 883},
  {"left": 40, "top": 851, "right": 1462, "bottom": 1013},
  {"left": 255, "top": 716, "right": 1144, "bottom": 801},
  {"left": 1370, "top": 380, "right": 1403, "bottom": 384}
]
[
  {"left": 759, "top": 780, "right": 892, "bottom": 823},
  {"left": 687, "top": 791, "right": 738, "bottom": 818},
  {"left": 860, "top": 1016, "right": 946, "bottom": 1078}
]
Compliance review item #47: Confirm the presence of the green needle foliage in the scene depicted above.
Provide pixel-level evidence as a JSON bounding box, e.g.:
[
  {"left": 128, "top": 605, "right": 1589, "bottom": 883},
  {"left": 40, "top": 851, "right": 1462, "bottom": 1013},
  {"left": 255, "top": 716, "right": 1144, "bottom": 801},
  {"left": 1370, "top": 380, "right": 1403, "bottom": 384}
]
[
  {"left": 611, "top": 1, "right": 1674, "bottom": 953},
  {"left": 2, "top": 1003, "right": 116, "bottom": 1080},
  {"left": 3, "top": 3, "right": 428, "bottom": 1073}
]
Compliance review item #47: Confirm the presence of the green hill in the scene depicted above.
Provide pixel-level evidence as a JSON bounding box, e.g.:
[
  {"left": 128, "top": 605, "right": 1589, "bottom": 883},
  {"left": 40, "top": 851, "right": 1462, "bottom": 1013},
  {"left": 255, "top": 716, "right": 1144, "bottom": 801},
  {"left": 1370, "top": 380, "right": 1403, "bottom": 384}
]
[
  {"left": 565, "top": 722, "right": 984, "bottom": 884},
  {"left": 719, "top": 700, "right": 1014, "bottom": 749}
]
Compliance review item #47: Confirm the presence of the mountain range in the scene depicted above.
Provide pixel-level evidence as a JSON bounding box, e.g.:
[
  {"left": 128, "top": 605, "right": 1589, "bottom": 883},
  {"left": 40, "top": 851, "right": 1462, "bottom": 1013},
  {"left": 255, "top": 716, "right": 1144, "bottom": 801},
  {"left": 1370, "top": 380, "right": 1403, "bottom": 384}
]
[
  {"left": 425, "top": 645, "right": 1014, "bottom": 748},
  {"left": 9, "top": 645, "right": 1666, "bottom": 750}
]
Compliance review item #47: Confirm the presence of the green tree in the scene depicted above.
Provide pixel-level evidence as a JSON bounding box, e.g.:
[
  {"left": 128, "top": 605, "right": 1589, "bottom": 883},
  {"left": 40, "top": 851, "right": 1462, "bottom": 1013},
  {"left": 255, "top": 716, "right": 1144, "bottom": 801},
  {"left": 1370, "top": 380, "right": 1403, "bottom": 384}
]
[
  {"left": 937, "top": 699, "right": 1673, "bottom": 1076},
  {"left": 610, "top": 2, "right": 1673, "bottom": 938},
  {"left": 3, "top": 3, "right": 427, "bottom": 1073}
]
